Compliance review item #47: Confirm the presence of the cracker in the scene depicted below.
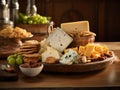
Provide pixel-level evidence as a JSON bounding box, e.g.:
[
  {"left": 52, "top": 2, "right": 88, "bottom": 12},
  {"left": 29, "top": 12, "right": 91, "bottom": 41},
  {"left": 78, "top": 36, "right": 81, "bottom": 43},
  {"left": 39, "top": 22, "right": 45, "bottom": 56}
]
[
  {"left": 23, "top": 53, "right": 40, "bottom": 58},
  {"left": 19, "top": 50, "right": 38, "bottom": 54},
  {"left": 19, "top": 48, "right": 38, "bottom": 51}
]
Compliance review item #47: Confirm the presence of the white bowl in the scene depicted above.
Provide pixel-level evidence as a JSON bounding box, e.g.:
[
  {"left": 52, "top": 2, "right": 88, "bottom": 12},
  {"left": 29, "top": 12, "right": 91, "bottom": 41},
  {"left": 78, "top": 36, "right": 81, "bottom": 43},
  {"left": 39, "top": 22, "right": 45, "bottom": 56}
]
[{"left": 19, "top": 64, "right": 44, "bottom": 77}]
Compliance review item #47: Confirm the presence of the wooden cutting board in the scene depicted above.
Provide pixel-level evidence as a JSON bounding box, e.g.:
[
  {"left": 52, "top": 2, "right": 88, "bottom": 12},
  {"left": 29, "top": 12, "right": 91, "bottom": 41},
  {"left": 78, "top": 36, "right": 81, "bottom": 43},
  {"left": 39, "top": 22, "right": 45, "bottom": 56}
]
[{"left": 0, "top": 70, "right": 18, "bottom": 81}]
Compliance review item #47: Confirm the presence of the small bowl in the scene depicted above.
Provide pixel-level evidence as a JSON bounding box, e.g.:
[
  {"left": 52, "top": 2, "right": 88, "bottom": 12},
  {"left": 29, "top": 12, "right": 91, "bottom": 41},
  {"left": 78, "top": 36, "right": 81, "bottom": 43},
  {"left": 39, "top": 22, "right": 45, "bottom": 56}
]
[{"left": 19, "top": 63, "right": 44, "bottom": 77}]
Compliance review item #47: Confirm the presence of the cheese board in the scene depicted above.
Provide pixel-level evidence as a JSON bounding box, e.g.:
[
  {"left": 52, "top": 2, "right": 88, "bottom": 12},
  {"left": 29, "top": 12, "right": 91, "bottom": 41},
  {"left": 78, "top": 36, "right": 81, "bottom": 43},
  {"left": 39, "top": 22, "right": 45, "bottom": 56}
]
[{"left": 43, "top": 55, "right": 115, "bottom": 73}]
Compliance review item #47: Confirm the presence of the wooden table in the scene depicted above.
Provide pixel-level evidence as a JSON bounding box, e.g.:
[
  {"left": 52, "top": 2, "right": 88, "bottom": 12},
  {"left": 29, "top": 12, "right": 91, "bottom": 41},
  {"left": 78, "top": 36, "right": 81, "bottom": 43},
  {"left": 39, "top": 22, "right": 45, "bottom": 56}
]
[{"left": 0, "top": 42, "right": 120, "bottom": 89}]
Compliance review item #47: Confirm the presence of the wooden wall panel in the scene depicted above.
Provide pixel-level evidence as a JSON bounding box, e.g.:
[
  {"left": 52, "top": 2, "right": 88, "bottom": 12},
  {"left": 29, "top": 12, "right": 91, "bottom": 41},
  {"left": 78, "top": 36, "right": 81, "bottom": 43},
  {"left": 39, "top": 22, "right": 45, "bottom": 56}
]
[
  {"left": 97, "top": 0, "right": 106, "bottom": 41},
  {"left": 18, "top": 0, "right": 120, "bottom": 41},
  {"left": 105, "top": 0, "right": 120, "bottom": 41},
  {"left": 44, "top": 0, "right": 99, "bottom": 40},
  {"left": 72, "top": 0, "right": 99, "bottom": 40}
]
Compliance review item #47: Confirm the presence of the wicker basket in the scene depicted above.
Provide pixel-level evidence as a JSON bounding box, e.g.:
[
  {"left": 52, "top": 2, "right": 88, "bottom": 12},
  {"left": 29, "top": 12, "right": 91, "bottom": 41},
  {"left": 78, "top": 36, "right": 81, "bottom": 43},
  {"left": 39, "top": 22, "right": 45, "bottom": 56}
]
[{"left": 69, "top": 35, "right": 95, "bottom": 47}]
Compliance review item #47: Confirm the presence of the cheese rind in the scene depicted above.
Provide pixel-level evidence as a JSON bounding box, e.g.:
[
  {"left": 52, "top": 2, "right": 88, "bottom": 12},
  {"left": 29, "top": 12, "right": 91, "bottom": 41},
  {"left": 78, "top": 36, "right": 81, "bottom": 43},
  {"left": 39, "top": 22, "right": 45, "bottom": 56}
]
[
  {"left": 46, "top": 27, "right": 73, "bottom": 52},
  {"left": 61, "top": 21, "right": 90, "bottom": 34}
]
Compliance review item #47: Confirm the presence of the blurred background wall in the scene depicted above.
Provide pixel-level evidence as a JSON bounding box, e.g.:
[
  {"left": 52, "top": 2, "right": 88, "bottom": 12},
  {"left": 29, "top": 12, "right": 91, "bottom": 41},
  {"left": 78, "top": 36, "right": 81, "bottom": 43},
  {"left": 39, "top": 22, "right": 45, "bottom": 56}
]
[{"left": 18, "top": 0, "right": 120, "bottom": 42}]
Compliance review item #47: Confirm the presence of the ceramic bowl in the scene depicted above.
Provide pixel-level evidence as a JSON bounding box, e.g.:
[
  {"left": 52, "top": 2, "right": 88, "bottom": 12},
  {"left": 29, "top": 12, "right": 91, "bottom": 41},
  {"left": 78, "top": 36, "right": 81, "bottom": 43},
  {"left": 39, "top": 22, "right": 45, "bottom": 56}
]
[{"left": 19, "top": 63, "right": 44, "bottom": 77}]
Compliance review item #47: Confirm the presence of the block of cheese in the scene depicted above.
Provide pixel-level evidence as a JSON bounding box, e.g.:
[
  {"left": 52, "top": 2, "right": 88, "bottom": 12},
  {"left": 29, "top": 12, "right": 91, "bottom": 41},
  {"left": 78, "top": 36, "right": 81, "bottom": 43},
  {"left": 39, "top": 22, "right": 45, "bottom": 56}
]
[
  {"left": 46, "top": 27, "right": 73, "bottom": 52},
  {"left": 41, "top": 46, "right": 61, "bottom": 62},
  {"left": 83, "top": 43, "right": 95, "bottom": 58},
  {"left": 61, "top": 21, "right": 90, "bottom": 34}
]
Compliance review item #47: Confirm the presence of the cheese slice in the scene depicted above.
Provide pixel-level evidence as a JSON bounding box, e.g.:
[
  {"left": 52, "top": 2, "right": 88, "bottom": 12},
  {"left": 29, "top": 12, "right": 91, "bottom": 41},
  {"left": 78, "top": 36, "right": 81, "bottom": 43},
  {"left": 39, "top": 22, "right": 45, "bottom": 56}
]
[
  {"left": 46, "top": 27, "right": 73, "bottom": 52},
  {"left": 61, "top": 21, "right": 90, "bottom": 34}
]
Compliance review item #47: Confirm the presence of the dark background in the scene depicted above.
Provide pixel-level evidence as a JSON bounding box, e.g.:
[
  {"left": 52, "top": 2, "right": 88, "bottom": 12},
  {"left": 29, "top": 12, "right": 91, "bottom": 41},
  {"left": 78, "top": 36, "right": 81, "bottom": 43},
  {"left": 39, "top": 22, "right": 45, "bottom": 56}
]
[{"left": 18, "top": 0, "right": 120, "bottom": 42}]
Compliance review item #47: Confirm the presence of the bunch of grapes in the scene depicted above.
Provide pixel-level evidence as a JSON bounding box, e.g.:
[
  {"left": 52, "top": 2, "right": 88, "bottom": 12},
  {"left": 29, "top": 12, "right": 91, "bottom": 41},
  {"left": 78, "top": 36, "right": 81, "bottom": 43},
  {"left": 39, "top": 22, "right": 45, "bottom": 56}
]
[
  {"left": 7, "top": 54, "right": 23, "bottom": 66},
  {"left": 18, "top": 13, "right": 51, "bottom": 24}
]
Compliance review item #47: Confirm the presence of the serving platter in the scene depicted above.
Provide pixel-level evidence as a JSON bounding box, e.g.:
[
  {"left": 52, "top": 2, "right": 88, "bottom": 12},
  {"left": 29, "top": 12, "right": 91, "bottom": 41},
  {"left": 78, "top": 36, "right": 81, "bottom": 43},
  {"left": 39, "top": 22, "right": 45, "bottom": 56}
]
[{"left": 43, "top": 55, "right": 115, "bottom": 73}]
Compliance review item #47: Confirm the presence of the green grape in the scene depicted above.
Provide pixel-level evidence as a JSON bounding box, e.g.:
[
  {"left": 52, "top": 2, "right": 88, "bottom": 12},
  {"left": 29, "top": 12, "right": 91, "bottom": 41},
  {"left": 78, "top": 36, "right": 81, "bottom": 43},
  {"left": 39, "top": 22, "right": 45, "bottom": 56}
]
[
  {"left": 22, "top": 16, "right": 28, "bottom": 21},
  {"left": 7, "top": 55, "right": 15, "bottom": 61},
  {"left": 16, "top": 54, "right": 23, "bottom": 65},
  {"left": 41, "top": 17, "right": 48, "bottom": 24},
  {"left": 18, "top": 13, "right": 51, "bottom": 24},
  {"left": 16, "top": 57, "right": 23, "bottom": 65},
  {"left": 32, "top": 15, "right": 41, "bottom": 24},
  {"left": 42, "top": 20, "right": 47, "bottom": 24},
  {"left": 8, "top": 58, "right": 16, "bottom": 66},
  {"left": 43, "top": 17, "right": 47, "bottom": 20},
  {"left": 28, "top": 20, "right": 33, "bottom": 24},
  {"left": 7, "top": 54, "right": 15, "bottom": 65},
  {"left": 39, "top": 16, "right": 43, "bottom": 19}
]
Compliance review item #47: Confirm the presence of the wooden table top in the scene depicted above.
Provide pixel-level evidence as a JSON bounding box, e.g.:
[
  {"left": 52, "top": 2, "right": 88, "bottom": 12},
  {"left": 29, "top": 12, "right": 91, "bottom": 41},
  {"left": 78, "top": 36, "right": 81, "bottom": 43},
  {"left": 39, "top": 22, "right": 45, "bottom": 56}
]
[{"left": 0, "top": 42, "right": 120, "bottom": 89}]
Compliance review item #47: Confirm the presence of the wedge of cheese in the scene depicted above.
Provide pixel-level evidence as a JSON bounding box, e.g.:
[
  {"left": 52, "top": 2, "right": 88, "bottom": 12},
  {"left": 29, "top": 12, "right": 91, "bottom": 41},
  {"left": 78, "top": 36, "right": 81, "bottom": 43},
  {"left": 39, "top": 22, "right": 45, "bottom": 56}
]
[
  {"left": 46, "top": 27, "right": 73, "bottom": 52},
  {"left": 61, "top": 21, "right": 90, "bottom": 34}
]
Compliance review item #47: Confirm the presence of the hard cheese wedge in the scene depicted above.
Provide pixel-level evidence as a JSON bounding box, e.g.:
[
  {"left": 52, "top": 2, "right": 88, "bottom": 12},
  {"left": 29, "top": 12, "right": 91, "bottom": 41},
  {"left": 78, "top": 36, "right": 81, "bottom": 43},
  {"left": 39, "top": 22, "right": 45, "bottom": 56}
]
[
  {"left": 46, "top": 27, "right": 73, "bottom": 52},
  {"left": 61, "top": 21, "right": 90, "bottom": 34}
]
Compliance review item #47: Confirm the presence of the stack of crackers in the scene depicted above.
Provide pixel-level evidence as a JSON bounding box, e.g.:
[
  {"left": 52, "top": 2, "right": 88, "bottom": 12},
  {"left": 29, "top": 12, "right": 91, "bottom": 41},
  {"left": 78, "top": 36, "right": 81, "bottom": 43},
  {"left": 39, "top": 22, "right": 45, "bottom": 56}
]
[{"left": 18, "top": 40, "right": 40, "bottom": 63}]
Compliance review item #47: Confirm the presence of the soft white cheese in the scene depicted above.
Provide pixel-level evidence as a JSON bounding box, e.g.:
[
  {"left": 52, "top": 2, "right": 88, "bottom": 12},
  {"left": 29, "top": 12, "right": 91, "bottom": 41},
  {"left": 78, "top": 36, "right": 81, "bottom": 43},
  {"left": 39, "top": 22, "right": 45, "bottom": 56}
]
[
  {"left": 41, "top": 46, "right": 61, "bottom": 62},
  {"left": 39, "top": 38, "right": 49, "bottom": 54}
]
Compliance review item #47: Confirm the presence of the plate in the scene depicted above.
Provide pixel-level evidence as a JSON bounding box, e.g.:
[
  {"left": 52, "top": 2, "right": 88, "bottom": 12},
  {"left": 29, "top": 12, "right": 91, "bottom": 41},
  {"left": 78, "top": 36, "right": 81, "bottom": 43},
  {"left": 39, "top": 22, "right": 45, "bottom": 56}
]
[
  {"left": 0, "top": 64, "right": 18, "bottom": 81},
  {"left": 43, "top": 55, "right": 115, "bottom": 73}
]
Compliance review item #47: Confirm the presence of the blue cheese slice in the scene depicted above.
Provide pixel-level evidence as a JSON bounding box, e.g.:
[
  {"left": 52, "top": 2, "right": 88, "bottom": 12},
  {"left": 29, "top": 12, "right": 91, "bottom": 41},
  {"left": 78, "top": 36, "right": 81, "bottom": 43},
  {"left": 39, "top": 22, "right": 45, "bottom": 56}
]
[
  {"left": 59, "top": 49, "right": 80, "bottom": 65},
  {"left": 46, "top": 27, "right": 73, "bottom": 52}
]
